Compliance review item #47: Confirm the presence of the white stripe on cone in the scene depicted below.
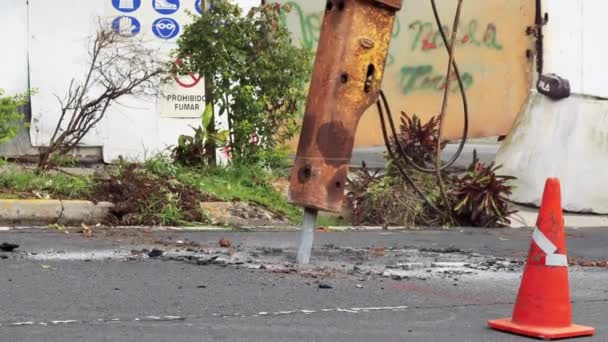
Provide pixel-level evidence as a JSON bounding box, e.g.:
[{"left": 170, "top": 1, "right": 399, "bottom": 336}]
[{"left": 532, "top": 228, "right": 569, "bottom": 267}]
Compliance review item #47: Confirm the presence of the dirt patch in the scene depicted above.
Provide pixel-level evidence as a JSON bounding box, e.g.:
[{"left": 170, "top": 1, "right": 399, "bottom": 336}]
[
  {"left": 92, "top": 164, "right": 216, "bottom": 225},
  {"left": 200, "top": 201, "right": 289, "bottom": 227}
]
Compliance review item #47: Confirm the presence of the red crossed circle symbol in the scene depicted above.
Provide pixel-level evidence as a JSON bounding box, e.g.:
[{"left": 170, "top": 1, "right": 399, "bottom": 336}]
[{"left": 173, "top": 58, "right": 201, "bottom": 88}]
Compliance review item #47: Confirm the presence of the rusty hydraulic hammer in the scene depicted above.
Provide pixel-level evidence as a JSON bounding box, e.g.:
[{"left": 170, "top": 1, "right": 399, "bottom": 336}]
[{"left": 289, "top": 0, "right": 402, "bottom": 264}]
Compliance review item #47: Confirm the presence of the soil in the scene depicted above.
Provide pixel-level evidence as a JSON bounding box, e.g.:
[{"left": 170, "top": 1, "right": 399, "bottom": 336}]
[{"left": 92, "top": 164, "right": 216, "bottom": 225}]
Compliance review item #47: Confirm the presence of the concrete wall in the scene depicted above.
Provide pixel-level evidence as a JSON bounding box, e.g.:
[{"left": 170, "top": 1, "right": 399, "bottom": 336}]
[
  {"left": 496, "top": 0, "right": 608, "bottom": 213},
  {"left": 277, "top": 0, "right": 536, "bottom": 148},
  {"left": 0, "top": 0, "right": 28, "bottom": 95}
]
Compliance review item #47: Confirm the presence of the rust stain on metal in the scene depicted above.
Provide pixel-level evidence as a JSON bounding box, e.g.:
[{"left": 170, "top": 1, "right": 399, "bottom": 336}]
[{"left": 289, "top": 0, "right": 401, "bottom": 212}]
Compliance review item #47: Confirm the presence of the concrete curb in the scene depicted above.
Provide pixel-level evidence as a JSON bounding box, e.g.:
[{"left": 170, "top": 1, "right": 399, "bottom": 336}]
[
  {"left": 0, "top": 199, "right": 113, "bottom": 226},
  {"left": 0, "top": 199, "right": 606, "bottom": 230},
  {"left": 509, "top": 205, "right": 608, "bottom": 229}
]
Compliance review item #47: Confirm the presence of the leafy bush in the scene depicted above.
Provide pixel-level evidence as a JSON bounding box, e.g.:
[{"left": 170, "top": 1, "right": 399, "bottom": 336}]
[
  {"left": 449, "top": 151, "right": 516, "bottom": 227},
  {"left": 346, "top": 112, "right": 517, "bottom": 228},
  {"left": 346, "top": 162, "right": 433, "bottom": 227},
  {"left": 175, "top": 1, "right": 313, "bottom": 166},
  {"left": 0, "top": 89, "right": 30, "bottom": 145}
]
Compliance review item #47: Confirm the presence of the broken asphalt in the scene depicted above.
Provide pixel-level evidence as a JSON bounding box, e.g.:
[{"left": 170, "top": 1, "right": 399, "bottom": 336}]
[{"left": 1, "top": 227, "right": 608, "bottom": 341}]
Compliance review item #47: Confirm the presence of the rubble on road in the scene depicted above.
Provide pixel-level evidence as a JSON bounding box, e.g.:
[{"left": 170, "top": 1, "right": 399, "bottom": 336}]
[
  {"left": 148, "top": 241, "right": 529, "bottom": 283},
  {"left": 0, "top": 242, "right": 19, "bottom": 252},
  {"left": 147, "top": 249, "right": 164, "bottom": 258}
]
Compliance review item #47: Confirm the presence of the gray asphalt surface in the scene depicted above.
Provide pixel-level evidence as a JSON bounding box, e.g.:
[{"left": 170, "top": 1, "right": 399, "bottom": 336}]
[{"left": 1, "top": 228, "right": 606, "bottom": 341}]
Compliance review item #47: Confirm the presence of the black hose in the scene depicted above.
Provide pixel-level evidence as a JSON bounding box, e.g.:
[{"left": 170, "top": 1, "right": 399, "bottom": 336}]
[
  {"left": 374, "top": 0, "right": 468, "bottom": 224},
  {"left": 432, "top": 0, "right": 464, "bottom": 221},
  {"left": 377, "top": 100, "right": 444, "bottom": 217},
  {"left": 382, "top": 0, "right": 470, "bottom": 174}
]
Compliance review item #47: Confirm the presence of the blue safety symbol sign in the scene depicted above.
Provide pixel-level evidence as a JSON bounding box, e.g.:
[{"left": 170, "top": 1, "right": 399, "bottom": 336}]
[
  {"left": 152, "top": 18, "right": 180, "bottom": 40},
  {"left": 112, "top": 16, "right": 141, "bottom": 37},
  {"left": 195, "top": 0, "right": 202, "bottom": 14},
  {"left": 153, "top": 0, "right": 180, "bottom": 15},
  {"left": 112, "top": 0, "right": 141, "bottom": 13}
]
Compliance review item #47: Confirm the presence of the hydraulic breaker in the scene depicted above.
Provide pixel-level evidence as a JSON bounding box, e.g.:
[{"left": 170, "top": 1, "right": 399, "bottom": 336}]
[{"left": 289, "top": 0, "right": 402, "bottom": 263}]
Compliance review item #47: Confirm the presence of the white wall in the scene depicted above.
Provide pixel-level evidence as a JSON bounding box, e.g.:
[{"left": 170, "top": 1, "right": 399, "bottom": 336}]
[
  {"left": 23, "top": 0, "right": 260, "bottom": 162},
  {"left": 543, "top": 0, "right": 608, "bottom": 98},
  {"left": 0, "top": 0, "right": 29, "bottom": 95}
]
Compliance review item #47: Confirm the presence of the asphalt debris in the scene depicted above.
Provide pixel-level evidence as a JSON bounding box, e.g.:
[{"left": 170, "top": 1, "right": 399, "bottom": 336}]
[
  {"left": 0, "top": 243, "right": 19, "bottom": 252},
  {"left": 148, "top": 248, "right": 164, "bottom": 258},
  {"left": 318, "top": 283, "right": 333, "bottom": 289},
  {"left": 420, "top": 246, "right": 464, "bottom": 254}
]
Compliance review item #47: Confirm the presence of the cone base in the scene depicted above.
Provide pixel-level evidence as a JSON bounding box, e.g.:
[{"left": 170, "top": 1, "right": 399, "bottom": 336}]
[{"left": 488, "top": 318, "right": 595, "bottom": 340}]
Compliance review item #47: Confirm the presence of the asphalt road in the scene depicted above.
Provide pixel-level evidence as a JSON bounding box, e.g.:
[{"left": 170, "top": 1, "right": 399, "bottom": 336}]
[{"left": 1, "top": 228, "right": 607, "bottom": 342}]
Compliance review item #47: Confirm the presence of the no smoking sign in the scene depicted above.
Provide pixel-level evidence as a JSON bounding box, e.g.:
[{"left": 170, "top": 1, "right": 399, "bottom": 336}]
[
  {"left": 160, "top": 59, "right": 205, "bottom": 118},
  {"left": 173, "top": 58, "right": 201, "bottom": 88}
]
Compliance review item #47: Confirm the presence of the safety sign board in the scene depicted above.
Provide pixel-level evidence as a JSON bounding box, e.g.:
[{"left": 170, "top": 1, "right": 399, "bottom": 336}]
[
  {"left": 160, "top": 58, "right": 206, "bottom": 118},
  {"left": 112, "top": 0, "right": 142, "bottom": 13},
  {"left": 153, "top": 0, "right": 181, "bottom": 15},
  {"left": 112, "top": 16, "right": 141, "bottom": 37},
  {"left": 107, "top": 0, "right": 205, "bottom": 118},
  {"left": 173, "top": 58, "right": 202, "bottom": 88},
  {"left": 152, "top": 17, "right": 180, "bottom": 40}
]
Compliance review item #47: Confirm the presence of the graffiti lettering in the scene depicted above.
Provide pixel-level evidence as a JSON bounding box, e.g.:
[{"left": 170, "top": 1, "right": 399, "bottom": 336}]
[
  {"left": 281, "top": 2, "right": 400, "bottom": 65},
  {"left": 408, "top": 19, "right": 503, "bottom": 52},
  {"left": 281, "top": 1, "right": 322, "bottom": 49},
  {"left": 399, "top": 65, "right": 474, "bottom": 95}
]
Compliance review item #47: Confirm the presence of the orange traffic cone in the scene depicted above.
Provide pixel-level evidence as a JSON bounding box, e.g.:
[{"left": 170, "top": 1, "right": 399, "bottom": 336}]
[{"left": 488, "top": 178, "right": 595, "bottom": 340}]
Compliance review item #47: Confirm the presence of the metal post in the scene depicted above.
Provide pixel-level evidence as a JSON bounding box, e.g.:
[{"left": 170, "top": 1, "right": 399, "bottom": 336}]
[{"left": 296, "top": 208, "right": 318, "bottom": 264}]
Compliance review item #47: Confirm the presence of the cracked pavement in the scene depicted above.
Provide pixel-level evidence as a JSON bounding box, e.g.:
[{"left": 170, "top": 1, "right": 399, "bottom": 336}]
[{"left": 1, "top": 227, "right": 607, "bottom": 341}]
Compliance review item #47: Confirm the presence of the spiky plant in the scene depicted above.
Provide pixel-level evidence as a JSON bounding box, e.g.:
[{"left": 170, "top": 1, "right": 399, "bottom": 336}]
[
  {"left": 392, "top": 112, "right": 446, "bottom": 166},
  {"left": 450, "top": 151, "right": 517, "bottom": 227}
]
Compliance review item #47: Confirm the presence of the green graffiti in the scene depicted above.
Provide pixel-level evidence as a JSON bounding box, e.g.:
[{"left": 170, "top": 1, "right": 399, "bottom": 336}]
[
  {"left": 409, "top": 20, "right": 433, "bottom": 51},
  {"left": 399, "top": 65, "right": 474, "bottom": 95},
  {"left": 392, "top": 16, "right": 401, "bottom": 38},
  {"left": 482, "top": 23, "right": 503, "bottom": 50},
  {"left": 409, "top": 19, "right": 502, "bottom": 52},
  {"left": 281, "top": 1, "right": 398, "bottom": 65},
  {"left": 281, "top": 1, "right": 322, "bottom": 49}
]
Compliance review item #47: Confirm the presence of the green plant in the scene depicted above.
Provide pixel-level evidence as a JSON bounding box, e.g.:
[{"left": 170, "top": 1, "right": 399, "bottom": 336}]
[
  {"left": 49, "top": 154, "right": 80, "bottom": 168},
  {"left": 449, "top": 151, "right": 516, "bottom": 227},
  {"left": 172, "top": 104, "right": 229, "bottom": 167},
  {"left": 346, "top": 162, "right": 431, "bottom": 226},
  {"left": 247, "top": 146, "right": 293, "bottom": 175},
  {"left": 0, "top": 89, "right": 31, "bottom": 145},
  {"left": 170, "top": 163, "right": 302, "bottom": 222},
  {"left": 392, "top": 112, "right": 446, "bottom": 166},
  {"left": 143, "top": 155, "right": 178, "bottom": 178},
  {"left": 0, "top": 167, "right": 94, "bottom": 199},
  {"left": 175, "top": 1, "right": 313, "bottom": 166}
]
